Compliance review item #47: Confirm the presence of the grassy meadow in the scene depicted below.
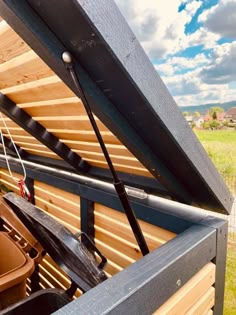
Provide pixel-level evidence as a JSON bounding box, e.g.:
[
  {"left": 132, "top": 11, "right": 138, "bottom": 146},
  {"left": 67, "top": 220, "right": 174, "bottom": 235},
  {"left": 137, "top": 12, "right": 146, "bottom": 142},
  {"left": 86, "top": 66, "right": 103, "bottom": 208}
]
[
  {"left": 194, "top": 130, "right": 236, "bottom": 174},
  {"left": 224, "top": 241, "right": 236, "bottom": 315},
  {"left": 194, "top": 129, "right": 236, "bottom": 314}
]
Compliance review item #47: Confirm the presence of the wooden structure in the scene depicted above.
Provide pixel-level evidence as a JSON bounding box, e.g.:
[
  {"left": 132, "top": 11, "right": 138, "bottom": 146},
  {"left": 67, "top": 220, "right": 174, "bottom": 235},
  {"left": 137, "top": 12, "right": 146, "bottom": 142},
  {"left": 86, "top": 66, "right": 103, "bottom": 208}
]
[{"left": 0, "top": 1, "right": 233, "bottom": 314}]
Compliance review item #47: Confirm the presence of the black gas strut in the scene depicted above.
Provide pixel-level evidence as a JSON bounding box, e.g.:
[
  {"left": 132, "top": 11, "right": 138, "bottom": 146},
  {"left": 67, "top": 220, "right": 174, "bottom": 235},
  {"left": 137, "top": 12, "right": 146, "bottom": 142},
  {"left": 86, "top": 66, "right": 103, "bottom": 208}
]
[{"left": 62, "top": 52, "right": 149, "bottom": 256}]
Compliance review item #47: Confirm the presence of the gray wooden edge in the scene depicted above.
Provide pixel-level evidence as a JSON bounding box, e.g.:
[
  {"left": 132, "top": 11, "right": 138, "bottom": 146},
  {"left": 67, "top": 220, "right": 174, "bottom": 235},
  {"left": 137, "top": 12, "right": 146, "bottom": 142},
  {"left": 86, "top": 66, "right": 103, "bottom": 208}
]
[{"left": 53, "top": 223, "right": 217, "bottom": 315}]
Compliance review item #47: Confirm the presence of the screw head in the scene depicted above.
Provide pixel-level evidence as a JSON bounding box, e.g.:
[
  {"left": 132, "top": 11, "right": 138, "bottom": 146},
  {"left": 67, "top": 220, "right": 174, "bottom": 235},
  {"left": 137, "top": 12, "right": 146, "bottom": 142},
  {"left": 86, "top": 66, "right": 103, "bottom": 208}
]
[
  {"left": 176, "top": 279, "right": 181, "bottom": 287},
  {"left": 62, "top": 51, "right": 72, "bottom": 63}
]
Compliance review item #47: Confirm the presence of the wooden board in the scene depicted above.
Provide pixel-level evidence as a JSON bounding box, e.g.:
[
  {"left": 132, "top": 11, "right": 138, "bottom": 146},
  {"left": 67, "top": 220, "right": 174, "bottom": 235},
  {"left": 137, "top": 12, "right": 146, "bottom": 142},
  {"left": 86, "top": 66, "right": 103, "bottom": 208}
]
[
  {"left": 0, "top": 21, "right": 29, "bottom": 64},
  {"left": 0, "top": 50, "right": 53, "bottom": 89},
  {"left": 153, "top": 263, "right": 215, "bottom": 315},
  {"left": 1, "top": 76, "right": 74, "bottom": 103}
]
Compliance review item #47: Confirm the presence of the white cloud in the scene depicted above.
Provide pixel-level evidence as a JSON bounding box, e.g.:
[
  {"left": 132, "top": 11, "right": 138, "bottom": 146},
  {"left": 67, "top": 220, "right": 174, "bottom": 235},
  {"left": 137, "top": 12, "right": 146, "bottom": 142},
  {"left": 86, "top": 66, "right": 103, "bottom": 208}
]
[
  {"left": 115, "top": 0, "right": 203, "bottom": 58},
  {"left": 115, "top": 0, "right": 236, "bottom": 106},
  {"left": 183, "top": 27, "right": 220, "bottom": 49},
  {"left": 155, "top": 53, "right": 209, "bottom": 76},
  {"left": 200, "top": 41, "right": 236, "bottom": 84},
  {"left": 198, "top": 0, "right": 236, "bottom": 38}
]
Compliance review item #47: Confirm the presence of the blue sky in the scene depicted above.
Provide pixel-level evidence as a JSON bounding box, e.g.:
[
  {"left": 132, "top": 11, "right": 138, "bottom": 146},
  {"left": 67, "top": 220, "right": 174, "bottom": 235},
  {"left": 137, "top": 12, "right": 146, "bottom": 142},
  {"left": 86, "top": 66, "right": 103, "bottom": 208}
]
[{"left": 115, "top": 0, "right": 236, "bottom": 106}]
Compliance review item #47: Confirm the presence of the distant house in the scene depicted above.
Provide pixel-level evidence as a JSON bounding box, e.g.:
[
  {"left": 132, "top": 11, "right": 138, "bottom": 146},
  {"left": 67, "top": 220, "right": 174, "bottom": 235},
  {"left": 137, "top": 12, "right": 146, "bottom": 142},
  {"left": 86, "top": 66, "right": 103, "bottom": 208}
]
[
  {"left": 225, "top": 107, "right": 236, "bottom": 122},
  {"left": 193, "top": 117, "right": 204, "bottom": 128},
  {"left": 202, "top": 114, "right": 211, "bottom": 122},
  {"left": 185, "top": 115, "right": 193, "bottom": 125}
]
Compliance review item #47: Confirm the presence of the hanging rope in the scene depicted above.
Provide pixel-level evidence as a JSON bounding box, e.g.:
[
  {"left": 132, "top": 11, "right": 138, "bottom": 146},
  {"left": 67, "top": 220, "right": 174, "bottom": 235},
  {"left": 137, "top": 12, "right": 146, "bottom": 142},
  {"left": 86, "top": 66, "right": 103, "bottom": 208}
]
[{"left": 0, "top": 112, "right": 31, "bottom": 201}]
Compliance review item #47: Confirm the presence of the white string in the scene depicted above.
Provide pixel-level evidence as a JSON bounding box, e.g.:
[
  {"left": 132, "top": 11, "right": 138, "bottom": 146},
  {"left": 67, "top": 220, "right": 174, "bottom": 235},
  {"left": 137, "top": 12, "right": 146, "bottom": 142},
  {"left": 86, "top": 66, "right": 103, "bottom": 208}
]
[{"left": 0, "top": 112, "right": 26, "bottom": 183}]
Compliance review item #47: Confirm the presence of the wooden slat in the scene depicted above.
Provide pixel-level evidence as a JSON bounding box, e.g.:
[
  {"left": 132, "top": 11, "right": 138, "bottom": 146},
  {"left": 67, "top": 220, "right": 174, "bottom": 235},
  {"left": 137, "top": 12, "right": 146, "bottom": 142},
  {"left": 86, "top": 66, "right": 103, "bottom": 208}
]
[
  {"left": 34, "top": 182, "right": 81, "bottom": 217},
  {"left": 95, "top": 212, "right": 164, "bottom": 252},
  {"left": 34, "top": 116, "right": 106, "bottom": 132},
  {"left": 95, "top": 204, "right": 175, "bottom": 242},
  {"left": 35, "top": 197, "right": 80, "bottom": 230},
  {"left": 62, "top": 140, "right": 133, "bottom": 157},
  {"left": 0, "top": 21, "right": 29, "bottom": 64},
  {"left": 153, "top": 263, "right": 216, "bottom": 315},
  {"left": 2, "top": 134, "right": 43, "bottom": 144},
  {"left": 0, "top": 50, "right": 53, "bottom": 89},
  {"left": 18, "top": 97, "right": 86, "bottom": 116},
  {"left": 86, "top": 159, "right": 151, "bottom": 177},
  {"left": 95, "top": 239, "right": 135, "bottom": 269},
  {"left": 55, "top": 130, "right": 120, "bottom": 144},
  {"left": 95, "top": 226, "right": 143, "bottom": 261},
  {"left": 1, "top": 76, "right": 74, "bottom": 103},
  {"left": 186, "top": 286, "right": 215, "bottom": 315}
]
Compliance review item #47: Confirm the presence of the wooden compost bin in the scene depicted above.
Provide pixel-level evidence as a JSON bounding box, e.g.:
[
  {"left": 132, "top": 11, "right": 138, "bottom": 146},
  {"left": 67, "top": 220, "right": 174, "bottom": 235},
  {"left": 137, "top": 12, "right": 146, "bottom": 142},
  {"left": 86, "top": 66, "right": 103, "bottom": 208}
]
[
  {"left": 0, "top": 1, "right": 233, "bottom": 314},
  {"left": 0, "top": 168, "right": 227, "bottom": 314}
]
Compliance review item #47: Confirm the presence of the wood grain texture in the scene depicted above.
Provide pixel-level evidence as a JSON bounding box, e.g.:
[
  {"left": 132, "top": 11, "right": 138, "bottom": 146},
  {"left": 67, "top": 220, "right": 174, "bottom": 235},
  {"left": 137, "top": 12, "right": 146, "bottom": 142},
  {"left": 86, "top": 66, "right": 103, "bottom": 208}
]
[
  {"left": 0, "top": 21, "right": 29, "bottom": 64},
  {"left": 0, "top": 50, "right": 53, "bottom": 89},
  {"left": 1, "top": 76, "right": 74, "bottom": 103},
  {"left": 153, "top": 263, "right": 215, "bottom": 314}
]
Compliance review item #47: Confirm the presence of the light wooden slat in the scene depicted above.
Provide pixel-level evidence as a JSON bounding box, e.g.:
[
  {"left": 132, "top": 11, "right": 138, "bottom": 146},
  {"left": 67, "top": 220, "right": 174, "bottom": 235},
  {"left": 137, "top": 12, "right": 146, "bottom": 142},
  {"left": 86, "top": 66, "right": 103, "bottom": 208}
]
[
  {"left": 206, "top": 311, "right": 213, "bottom": 315},
  {"left": 104, "top": 259, "right": 122, "bottom": 276},
  {"left": 0, "top": 50, "right": 53, "bottom": 89},
  {"left": 18, "top": 97, "right": 86, "bottom": 116},
  {"left": 2, "top": 134, "right": 43, "bottom": 144},
  {"left": 0, "top": 21, "right": 29, "bottom": 64},
  {"left": 34, "top": 116, "right": 107, "bottom": 132},
  {"left": 153, "top": 263, "right": 216, "bottom": 315},
  {"left": 35, "top": 197, "right": 80, "bottom": 230},
  {"left": 1, "top": 76, "right": 74, "bottom": 103},
  {"left": 34, "top": 183, "right": 81, "bottom": 217},
  {"left": 95, "top": 226, "right": 143, "bottom": 261},
  {"left": 95, "top": 212, "right": 164, "bottom": 251},
  {"left": 1, "top": 128, "right": 31, "bottom": 136},
  {"left": 62, "top": 140, "right": 133, "bottom": 157},
  {"left": 86, "top": 159, "right": 151, "bottom": 177},
  {"left": 95, "top": 204, "right": 175, "bottom": 242},
  {"left": 55, "top": 130, "right": 120, "bottom": 144},
  {"left": 39, "top": 264, "right": 67, "bottom": 291},
  {"left": 20, "top": 147, "right": 61, "bottom": 159},
  {"left": 71, "top": 150, "right": 143, "bottom": 169},
  {"left": 186, "top": 286, "right": 215, "bottom": 315},
  {"left": 95, "top": 239, "right": 135, "bottom": 269}
]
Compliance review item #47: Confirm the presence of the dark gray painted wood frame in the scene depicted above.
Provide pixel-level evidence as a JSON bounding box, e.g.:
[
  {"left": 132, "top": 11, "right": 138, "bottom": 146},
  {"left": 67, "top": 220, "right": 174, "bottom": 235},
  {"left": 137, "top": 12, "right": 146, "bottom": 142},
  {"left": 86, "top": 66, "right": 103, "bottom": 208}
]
[
  {"left": 0, "top": 157, "right": 228, "bottom": 314},
  {"left": 0, "top": 0, "right": 233, "bottom": 213},
  {"left": 54, "top": 221, "right": 225, "bottom": 315}
]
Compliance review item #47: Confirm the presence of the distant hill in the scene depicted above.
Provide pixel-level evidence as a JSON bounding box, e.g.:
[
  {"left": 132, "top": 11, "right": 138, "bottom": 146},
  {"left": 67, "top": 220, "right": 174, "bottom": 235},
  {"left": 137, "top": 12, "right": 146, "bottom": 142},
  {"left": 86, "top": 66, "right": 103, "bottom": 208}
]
[{"left": 179, "top": 100, "right": 236, "bottom": 114}]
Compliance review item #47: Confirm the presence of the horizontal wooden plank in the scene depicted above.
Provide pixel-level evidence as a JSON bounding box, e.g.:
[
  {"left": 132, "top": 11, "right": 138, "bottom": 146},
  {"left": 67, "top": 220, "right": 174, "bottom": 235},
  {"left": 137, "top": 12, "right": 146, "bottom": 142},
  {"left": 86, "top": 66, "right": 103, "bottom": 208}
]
[
  {"left": 86, "top": 159, "right": 151, "bottom": 177},
  {"left": 35, "top": 197, "right": 81, "bottom": 230},
  {"left": 18, "top": 97, "right": 86, "bottom": 117},
  {"left": 104, "top": 259, "right": 122, "bottom": 276},
  {"left": 55, "top": 130, "right": 120, "bottom": 144},
  {"left": 186, "top": 286, "right": 215, "bottom": 315},
  {"left": 95, "top": 212, "right": 164, "bottom": 251},
  {"left": 2, "top": 134, "right": 43, "bottom": 144},
  {"left": 153, "top": 263, "right": 216, "bottom": 315},
  {"left": 0, "top": 21, "right": 29, "bottom": 64},
  {"left": 0, "top": 50, "right": 53, "bottom": 89},
  {"left": 34, "top": 116, "right": 108, "bottom": 132},
  {"left": 62, "top": 140, "right": 132, "bottom": 157},
  {"left": 39, "top": 264, "right": 67, "bottom": 291},
  {"left": 95, "top": 204, "right": 175, "bottom": 242},
  {"left": 34, "top": 182, "right": 81, "bottom": 217},
  {"left": 21, "top": 147, "right": 61, "bottom": 159},
  {"left": 95, "top": 225, "right": 143, "bottom": 261},
  {"left": 1, "top": 76, "right": 74, "bottom": 103}
]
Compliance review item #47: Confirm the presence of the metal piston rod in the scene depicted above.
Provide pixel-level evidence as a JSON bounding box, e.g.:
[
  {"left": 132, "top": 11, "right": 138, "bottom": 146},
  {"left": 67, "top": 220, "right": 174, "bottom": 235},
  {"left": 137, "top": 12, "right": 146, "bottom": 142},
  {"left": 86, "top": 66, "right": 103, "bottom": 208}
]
[{"left": 62, "top": 52, "right": 149, "bottom": 256}]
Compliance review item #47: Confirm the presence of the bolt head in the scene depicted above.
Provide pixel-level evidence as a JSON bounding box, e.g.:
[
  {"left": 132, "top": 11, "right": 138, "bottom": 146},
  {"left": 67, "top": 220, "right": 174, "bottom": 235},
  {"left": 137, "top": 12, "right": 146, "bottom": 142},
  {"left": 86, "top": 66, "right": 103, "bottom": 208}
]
[{"left": 62, "top": 51, "right": 72, "bottom": 63}]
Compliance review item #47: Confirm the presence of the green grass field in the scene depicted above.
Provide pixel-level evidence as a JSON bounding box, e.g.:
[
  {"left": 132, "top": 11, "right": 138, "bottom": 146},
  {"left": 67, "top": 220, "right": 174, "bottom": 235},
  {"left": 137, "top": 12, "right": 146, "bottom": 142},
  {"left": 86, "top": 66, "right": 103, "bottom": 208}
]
[
  {"left": 224, "top": 241, "right": 236, "bottom": 315},
  {"left": 194, "top": 130, "right": 236, "bottom": 174}
]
